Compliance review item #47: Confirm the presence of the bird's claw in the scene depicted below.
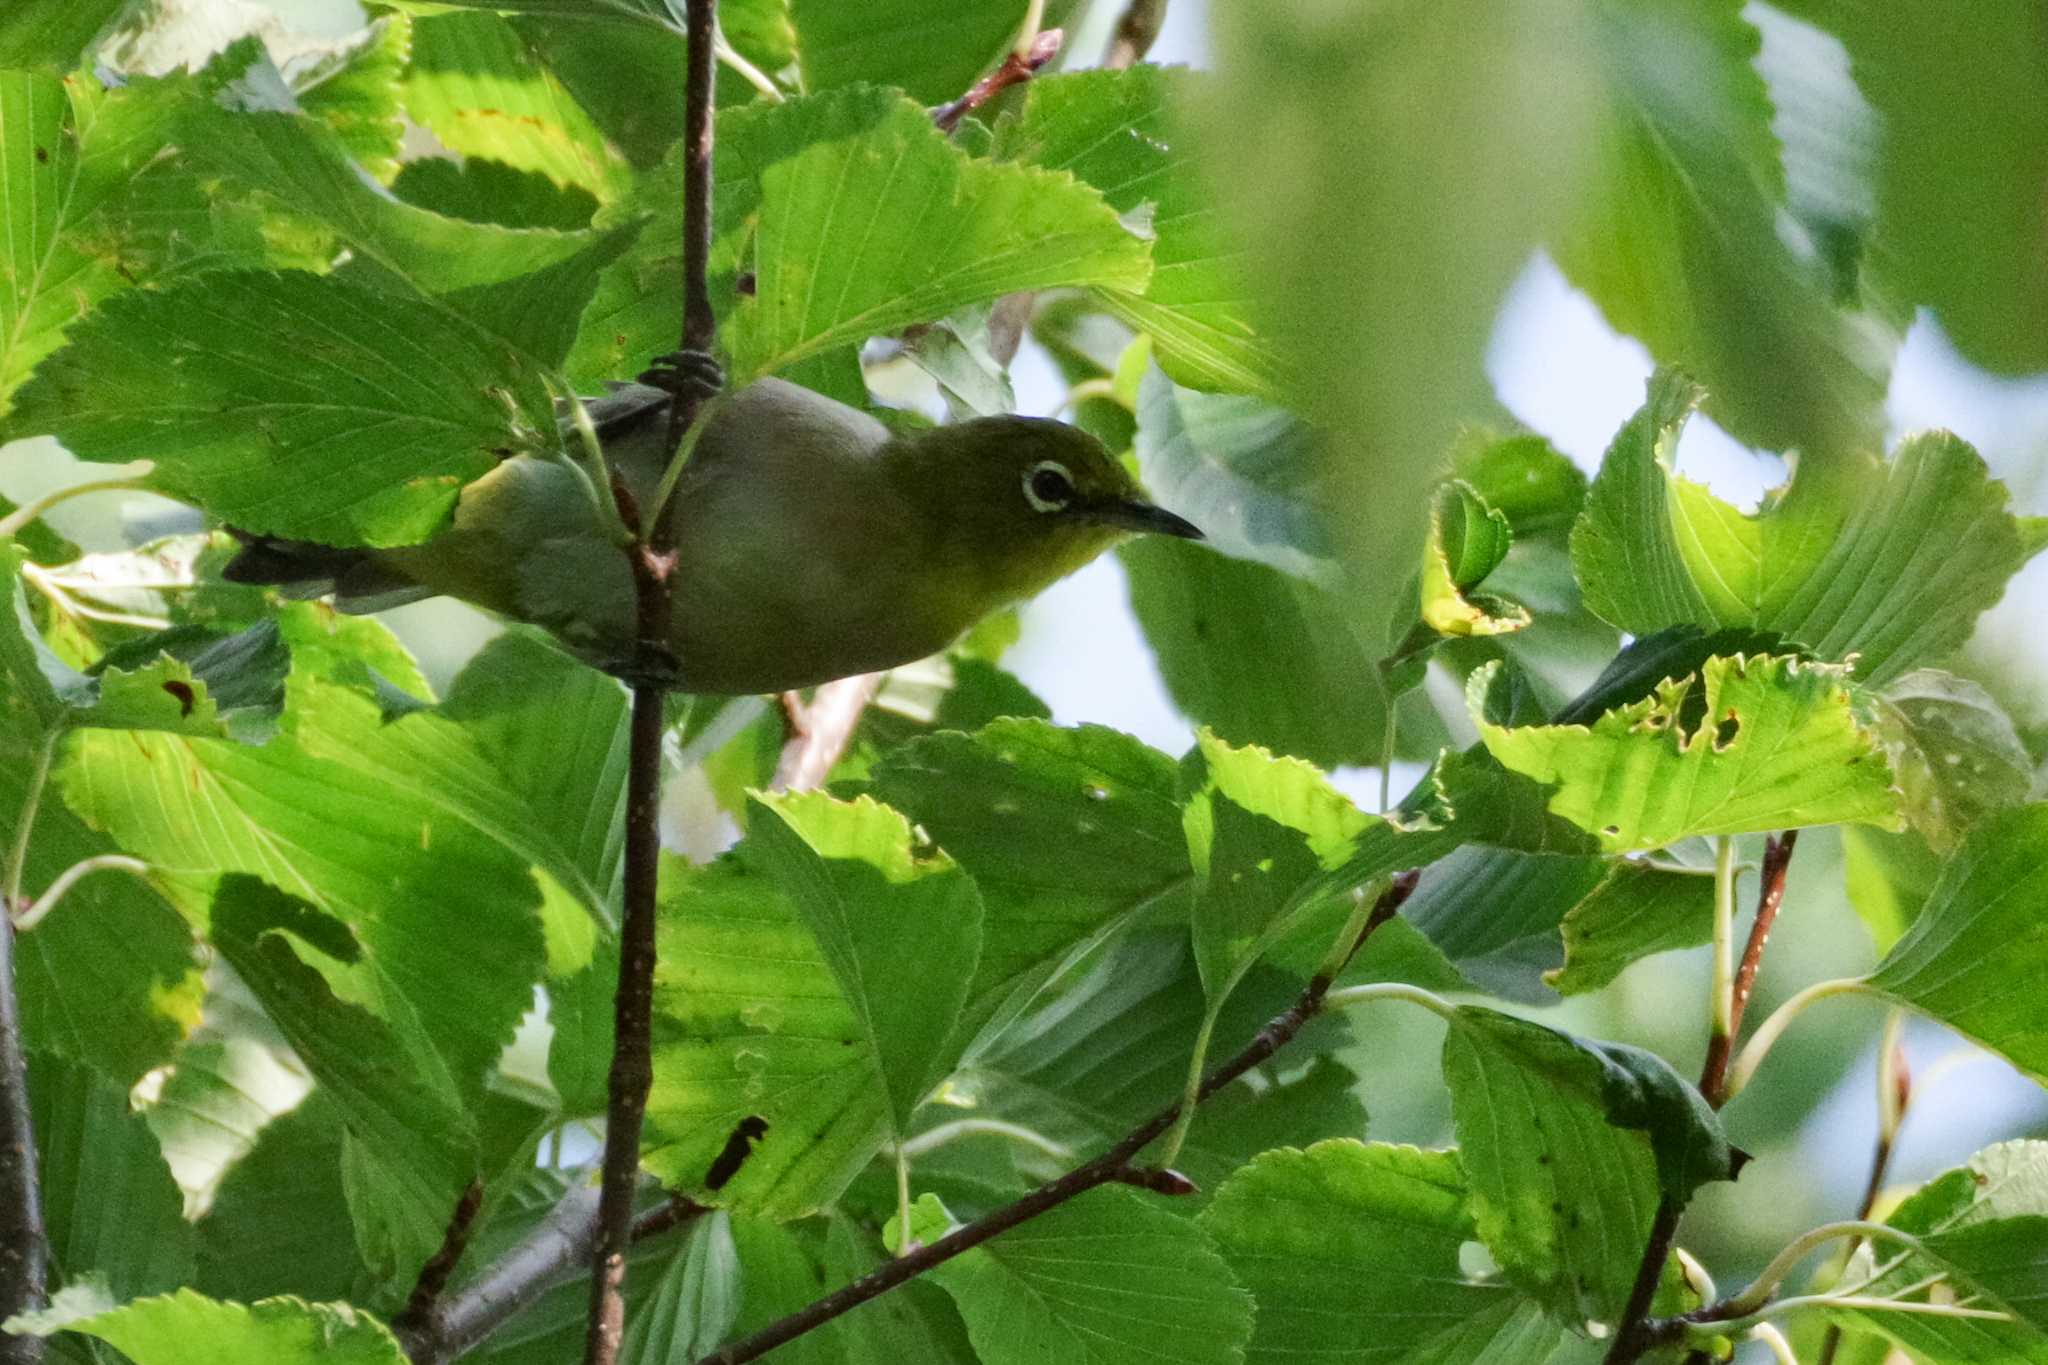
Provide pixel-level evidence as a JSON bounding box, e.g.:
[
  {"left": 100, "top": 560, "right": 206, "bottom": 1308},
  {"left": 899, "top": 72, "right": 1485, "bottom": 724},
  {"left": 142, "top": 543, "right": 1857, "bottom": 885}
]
[{"left": 637, "top": 349, "right": 725, "bottom": 404}]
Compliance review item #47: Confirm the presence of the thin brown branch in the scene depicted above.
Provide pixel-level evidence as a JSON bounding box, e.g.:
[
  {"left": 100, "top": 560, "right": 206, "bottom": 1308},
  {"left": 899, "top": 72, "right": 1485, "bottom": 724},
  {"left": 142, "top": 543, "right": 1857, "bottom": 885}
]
[
  {"left": 932, "top": 29, "right": 1062, "bottom": 132},
  {"left": 397, "top": 1186, "right": 706, "bottom": 1365},
  {"left": 1607, "top": 832, "right": 1802, "bottom": 1363},
  {"left": 394, "top": 1179, "right": 485, "bottom": 1335},
  {"left": 581, "top": 3, "right": 720, "bottom": 1362},
  {"left": 772, "top": 674, "right": 883, "bottom": 793},
  {"left": 1104, "top": 0, "right": 1168, "bottom": 69},
  {"left": 691, "top": 873, "right": 1420, "bottom": 1365},
  {"left": 0, "top": 915, "right": 46, "bottom": 1365}
]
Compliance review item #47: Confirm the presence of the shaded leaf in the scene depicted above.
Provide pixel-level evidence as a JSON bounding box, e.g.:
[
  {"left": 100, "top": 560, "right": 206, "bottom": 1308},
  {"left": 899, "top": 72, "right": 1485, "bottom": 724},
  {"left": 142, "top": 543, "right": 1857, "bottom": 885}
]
[
  {"left": 1122, "top": 536, "right": 1385, "bottom": 767},
  {"left": 924, "top": 1185, "right": 1253, "bottom": 1365},
  {"left": 1865, "top": 803, "right": 2048, "bottom": 1086},
  {"left": 1546, "top": 859, "right": 1720, "bottom": 996},
  {"left": 1201, "top": 1141, "right": 1520, "bottom": 1364},
  {"left": 1872, "top": 669, "right": 2033, "bottom": 853}
]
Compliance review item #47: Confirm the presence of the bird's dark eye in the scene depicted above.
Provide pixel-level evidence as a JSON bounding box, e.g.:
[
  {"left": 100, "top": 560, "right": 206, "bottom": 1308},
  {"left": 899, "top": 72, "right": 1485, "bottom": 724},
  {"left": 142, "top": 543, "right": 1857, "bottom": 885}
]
[{"left": 1024, "top": 461, "right": 1075, "bottom": 512}]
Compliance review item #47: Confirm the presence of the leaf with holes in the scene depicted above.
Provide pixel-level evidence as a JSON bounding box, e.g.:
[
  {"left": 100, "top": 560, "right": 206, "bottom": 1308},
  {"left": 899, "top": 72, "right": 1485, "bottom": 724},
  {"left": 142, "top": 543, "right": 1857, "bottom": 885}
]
[{"left": 1472, "top": 654, "right": 1902, "bottom": 852}]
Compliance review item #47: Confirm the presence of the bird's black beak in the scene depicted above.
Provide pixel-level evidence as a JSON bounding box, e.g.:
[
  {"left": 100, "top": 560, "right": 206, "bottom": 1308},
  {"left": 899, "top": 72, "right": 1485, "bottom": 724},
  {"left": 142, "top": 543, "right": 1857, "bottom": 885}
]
[{"left": 1087, "top": 499, "right": 1204, "bottom": 540}]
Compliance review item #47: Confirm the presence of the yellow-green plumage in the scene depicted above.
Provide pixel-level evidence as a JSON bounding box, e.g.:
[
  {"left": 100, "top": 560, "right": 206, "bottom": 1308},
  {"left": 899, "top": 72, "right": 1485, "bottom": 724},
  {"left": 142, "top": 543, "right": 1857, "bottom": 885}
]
[{"left": 226, "top": 378, "right": 1200, "bottom": 694}]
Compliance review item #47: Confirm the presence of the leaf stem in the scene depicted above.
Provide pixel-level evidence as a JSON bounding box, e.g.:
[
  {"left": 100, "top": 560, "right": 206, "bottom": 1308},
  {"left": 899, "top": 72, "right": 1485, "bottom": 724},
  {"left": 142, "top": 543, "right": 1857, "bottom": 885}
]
[
  {"left": 1322, "top": 980, "right": 1461, "bottom": 1023},
  {"left": 1816, "top": 1009, "right": 1911, "bottom": 1365},
  {"left": 0, "top": 477, "right": 150, "bottom": 541},
  {"left": 1706, "top": 834, "right": 1737, "bottom": 1065},
  {"left": 1149, "top": 1008, "right": 1218, "bottom": 1170},
  {"left": 4, "top": 734, "right": 59, "bottom": 918},
  {"left": 0, "top": 903, "right": 45, "bottom": 1365},
  {"left": 893, "top": 1148, "right": 915, "bottom": 1256},
  {"left": 896, "top": 1118, "right": 1073, "bottom": 1164},
  {"left": 1715, "top": 1221, "right": 1923, "bottom": 1319},
  {"left": 11, "top": 854, "right": 150, "bottom": 931},
  {"left": 1725, "top": 977, "right": 1870, "bottom": 1101},
  {"left": 712, "top": 27, "right": 783, "bottom": 102}
]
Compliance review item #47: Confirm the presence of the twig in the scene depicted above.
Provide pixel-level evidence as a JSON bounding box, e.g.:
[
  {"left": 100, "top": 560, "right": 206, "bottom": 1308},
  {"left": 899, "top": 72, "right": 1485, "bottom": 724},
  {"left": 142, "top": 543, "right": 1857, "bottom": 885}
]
[
  {"left": 691, "top": 873, "right": 1419, "bottom": 1365},
  {"left": 772, "top": 674, "right": 883, "bottom": 792},
  {"left": 0, "top": 912, "right": 46, "bottom": 1365},
  {"left": 583, "top": 4, "right": 721, "bottom": 1362},
  {"left": 395, "top": 1180, "right": 485, "bottom": 1335},
  {"left": 1606, "top": 831, "right": 1800, "bottom": 1364},
  {"left": 932, "top": 29, "right": 1062, "bottom": 133},
  {"left": 1816, "top": 1013, "right": 1910, "bottom": 1365},
  {"left": 1104, "top": 0, "right": 1167, "bottom": 69}
]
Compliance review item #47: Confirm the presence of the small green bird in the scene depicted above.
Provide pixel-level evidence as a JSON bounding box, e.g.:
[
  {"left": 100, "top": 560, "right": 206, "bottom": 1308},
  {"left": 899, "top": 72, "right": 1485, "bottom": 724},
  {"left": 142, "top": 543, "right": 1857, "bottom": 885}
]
[{"left": 225, "top": 377, "right": 1201, "bottom": 694}]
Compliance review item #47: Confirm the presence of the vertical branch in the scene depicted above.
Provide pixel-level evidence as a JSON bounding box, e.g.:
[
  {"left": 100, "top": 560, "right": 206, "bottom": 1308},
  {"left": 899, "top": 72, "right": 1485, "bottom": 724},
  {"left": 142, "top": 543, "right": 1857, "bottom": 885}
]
[
  {"left": 1606, "top": 831, "right": 1800, "bottom": 1364},
  {"left": 583, "top": 5, "right": 719, "bottom": 1364},
  {"left": 0, "top": 915, "right": 45, "bottom": 1365}
]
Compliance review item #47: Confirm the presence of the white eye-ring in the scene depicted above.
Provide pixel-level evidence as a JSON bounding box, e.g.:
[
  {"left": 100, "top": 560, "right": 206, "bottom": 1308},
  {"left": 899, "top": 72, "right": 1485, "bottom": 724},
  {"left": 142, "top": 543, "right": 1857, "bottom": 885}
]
[{"left": 1023, "top": 460, "right": 1076, "bottom": 512}]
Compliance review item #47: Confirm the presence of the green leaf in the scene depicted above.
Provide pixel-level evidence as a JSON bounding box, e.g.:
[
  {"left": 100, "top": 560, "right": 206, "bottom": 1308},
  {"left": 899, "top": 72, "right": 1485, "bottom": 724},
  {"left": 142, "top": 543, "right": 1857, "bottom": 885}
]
[
  {"left": 788, "top": 0, "right": 1024, "bottom": 106},
  {"left": 1, "top": 713, "right": 200, "bottom": 1083},
  {"left": 1554, "top": 2, "right": 1889, "bottom": 460},
  {"left": 1782, "top": 2, "right": 2048, "bottom": 373},
  {"left": 1127, "top": 368, "right": 1333, "bottom": 581},
  {"left": 1199, "top": 0, "right": 1602, "bottom": 658},
  {"left": 1185, "top": 729, "right": 1373, "bottom": 1004},
  {"left": 11, "top": 271, "right": 553, "bottom": 546},
  {"left": 390, "top": 157, "right": 599, "bottom": 231},
  {"left": 1123, "top": 536, "right": 1386, "bottom": 767},
  {"left": 1840, "top": 824, "right": 1942, "bottom": 958},
  {"left": 181, "top": 94, "right": 639, "bottom": 365},
  {"left": 0, "top": 70, "right": 263, "bottom": 413},
  {"left": 1871, "top": 669, "right": 2033, "bottom": 853},
  {"left": 995, "top": 69, "right": 1283, "bottom": 397},
  {"left": 745, "top": 790, "right": 985, "bottom": 1136},
  {"left": 1420, "top": 480, "right": 1529, "bottom": 638},
  {"left": 295, "top": 15, "right": 410, "bottom": 182},
  {"left": 288, "top": 628, "right": 628, "bottom": 957},
  {"left": 1864, "top": 803, "right": 2048, "bottom": 1086},
  {"left": 1545, "top": 858, "right": 1720, "bottom": 996},
  {"left": 205, "top": 877, "right": 477, "bottom": 1281},
  {"left": 1450, "top": 429, "right": 1589, "bottom": 540},
  {"left": 1444, "top": 1008, "right": 1735, "bottom": 1322},
  {"left": 1829, "top": 1140, "right": 2048, "bottom": 1362},
  {"left": 61, "top": 625, "right": 548, "bottom": 1097},
  {"left": 1570, "top": 372, "right": 2043, "bottom": 685},
  {"left": 1201, "top": 1141, "right": 1520, "bottom": 1364},
  {"left": 0, "top": 0, "right": 137, "bottom": 73},
  {"left": 1472, "top": 654, "right": 1902, "bottom": 852},
  {"left": 867, "top": 719, "right": 1189, "bottom": 1005},
  {"left": 6, "top": 1288, "right": 407, "bottom": 1365},
  {"left": 191, "top": 1094, "right": 363, "bottom": 1303},
  {"left": 402, "top": 11, "right": 627, "bottom": 200},
  {"left": 619, "top": 1214, "right": 742, "bottom": 1364},
  {"left": 924, "top": 1185, "right": 1253, "bottom": 1365},
  {"left": 718, "top": 86, "right": 1149, "bottom": 383},
  {"left": 29, "top": 1052, "right": 195, "bottom": 1302}
]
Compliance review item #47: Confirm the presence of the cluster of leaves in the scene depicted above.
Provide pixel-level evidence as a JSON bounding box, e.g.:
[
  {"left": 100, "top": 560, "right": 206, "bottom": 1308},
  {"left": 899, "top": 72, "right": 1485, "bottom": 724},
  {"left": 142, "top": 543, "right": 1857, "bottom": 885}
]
[{"left": 1, "top": 2, "right": 2047, "bottom": 1365}]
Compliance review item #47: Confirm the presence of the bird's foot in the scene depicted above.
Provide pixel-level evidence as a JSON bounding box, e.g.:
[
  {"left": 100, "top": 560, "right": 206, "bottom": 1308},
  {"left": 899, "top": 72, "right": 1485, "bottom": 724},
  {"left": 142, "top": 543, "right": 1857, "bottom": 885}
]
[{"left": 636, "top": 348, "right": 725, "bottom": 403}]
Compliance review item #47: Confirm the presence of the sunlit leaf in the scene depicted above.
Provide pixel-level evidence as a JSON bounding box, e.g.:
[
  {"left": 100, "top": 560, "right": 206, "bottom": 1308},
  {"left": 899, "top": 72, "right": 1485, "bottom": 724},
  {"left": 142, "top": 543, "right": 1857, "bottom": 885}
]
[
  {"left": 1472, "top": 654, "right": 1902, "bottom": 852},
  {"left": 6, "top": 1288, "right": 407, "bottom": 1365},
  {"left": 1572, "top": 372, "right": 2043, "bottom": 686}
]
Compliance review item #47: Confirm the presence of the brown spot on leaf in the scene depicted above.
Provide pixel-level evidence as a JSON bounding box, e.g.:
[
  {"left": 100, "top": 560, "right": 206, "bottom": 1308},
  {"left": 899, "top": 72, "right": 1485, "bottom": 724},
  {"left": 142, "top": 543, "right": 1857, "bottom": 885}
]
[{"left": 162, "top": 680, "right": 195, "bottom": 716}]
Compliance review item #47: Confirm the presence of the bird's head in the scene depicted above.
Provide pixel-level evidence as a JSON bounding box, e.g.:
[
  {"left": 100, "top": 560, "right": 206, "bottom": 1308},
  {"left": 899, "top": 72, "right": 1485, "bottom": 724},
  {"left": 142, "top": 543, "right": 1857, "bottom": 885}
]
[{"left": 896, "top": 413, "right": 1203, "bottom": 603}]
